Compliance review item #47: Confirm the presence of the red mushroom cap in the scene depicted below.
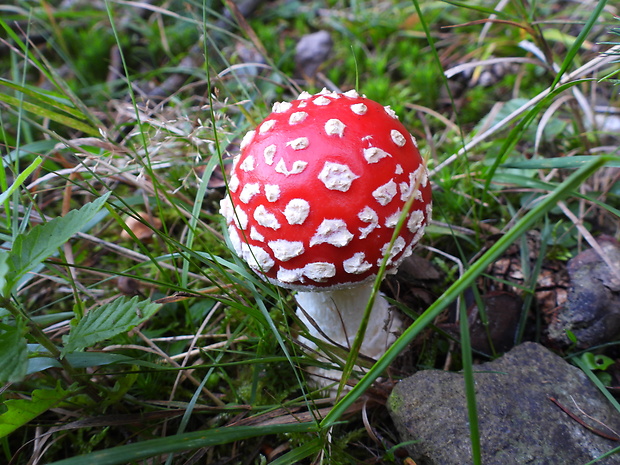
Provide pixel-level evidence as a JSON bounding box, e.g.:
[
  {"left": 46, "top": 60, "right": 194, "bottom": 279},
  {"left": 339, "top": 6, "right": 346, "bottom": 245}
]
[{"left": 220, "top": 89, "right": 432, "bottom": 291}]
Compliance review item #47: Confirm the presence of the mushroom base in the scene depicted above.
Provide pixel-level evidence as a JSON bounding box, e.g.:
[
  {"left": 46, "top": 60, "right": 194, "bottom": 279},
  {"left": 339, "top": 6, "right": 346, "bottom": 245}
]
[{"left": 295, "top": 282, "right": 401, "bottom": 387}]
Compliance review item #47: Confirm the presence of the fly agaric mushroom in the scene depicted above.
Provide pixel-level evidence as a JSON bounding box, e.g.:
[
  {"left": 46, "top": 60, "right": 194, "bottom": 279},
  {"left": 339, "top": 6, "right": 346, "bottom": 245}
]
[{"left": 220, "top": 89, "right": 431, "bottom": 383}]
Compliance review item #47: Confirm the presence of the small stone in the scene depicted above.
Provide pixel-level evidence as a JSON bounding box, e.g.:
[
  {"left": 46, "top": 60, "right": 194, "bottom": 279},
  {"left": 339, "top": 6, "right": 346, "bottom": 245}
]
[
  {"left": 547, "top": 237, "right": 620, "bottom": 348},
  {"left": 388, "top": 342, "right": 620, "bottom": 465}
]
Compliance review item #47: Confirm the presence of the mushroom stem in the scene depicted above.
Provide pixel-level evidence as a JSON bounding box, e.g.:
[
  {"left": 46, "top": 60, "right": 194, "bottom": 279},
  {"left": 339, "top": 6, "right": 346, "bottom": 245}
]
[{"left": 295, "top": 282, "right": 401, "bottom": 366}]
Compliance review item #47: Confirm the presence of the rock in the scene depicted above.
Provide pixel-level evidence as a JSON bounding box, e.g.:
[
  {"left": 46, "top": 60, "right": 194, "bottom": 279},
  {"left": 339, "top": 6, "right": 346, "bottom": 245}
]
[
  {"left": 388, "top": 342, "right": 620, "bottom": 464},
  {"left": 295, "top": 30, "right": 333, "bottom": 79},
  {"left": 546, "top": 237, "right": 620, "bottom": 348}
]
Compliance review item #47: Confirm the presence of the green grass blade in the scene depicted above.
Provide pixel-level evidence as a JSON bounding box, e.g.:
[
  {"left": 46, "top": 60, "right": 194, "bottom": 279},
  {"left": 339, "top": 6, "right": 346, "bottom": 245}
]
[
  {"left": 459, "top": 298, "right": 481, "bottom": 465},
  {"left": 47, "top": 422, "right": 319, "bottom": 465},
  {"left": 268, "top": 437, "right": 323, "bottom": 465},
  {"left": 572, "top": 355, "right": 620, "bottom": 413},
  {"left": 321, "top": 156, "right": 610, "bottom": 428},
  {"left": 550, "top": 0, "right": 609, "bottom": 90},
  {"left": 502, "top": 156, "right": 620, "bottom": 170},
  {"left": 0, "top": 156, "right": 42, "bottom": 206},
  {"left": 0, "top": 78, "right": 86, "bottom": 119},
  {"left": 0, "top": 92, "right": 100, "bottom": 137}
]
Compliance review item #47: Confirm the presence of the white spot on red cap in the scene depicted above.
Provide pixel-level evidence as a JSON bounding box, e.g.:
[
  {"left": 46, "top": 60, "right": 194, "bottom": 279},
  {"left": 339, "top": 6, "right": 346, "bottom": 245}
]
[
  {"left": 275, "top": 158, "right": 308, "bottom": 176},
  {"left": 240, "top": 130, "right": 255, "bottom": 150},
  {"left": 407, "top": 210, "right": 424, "bottom": 234},
  {"left": 318, "top": 162, "right": 359, "bottom": 192},
  {"left": 289, "top": 112, "right": 308, "bottom": 125},
  {"left": 358, "top": 206, "right": 379, "bottom": 239},
  {"left": 228, "top": 174, "right": 240, "bottom": 193},
  {"left": 313, "top": 96, "right": 331, "bottom": 106},
  {"left": 263, "top": 144, "right": 276, "bottom": 165},
  {"left": 385, "top": 209, "right": 402, "bottom": 228},
  {"left": 310, "top": 219, "right": 353, "bottom": 247},
  {"left": 243, "top": 243, "right": 275, "bottom": 272},
  {"left": 410, "top": 133, "right": 418, "bottom": 148},
  {"left": 239, "top": 155, "right": 255, "bottom": 172},
  {"left": 219, "top": 196, "right": 234, "bottom": 223},
  {"left": 412, "top": 222, "right": 427, "bottom": 245},
  {"left": 373, "top": 180, "right": 398, "bottom": 206},
  {"left": 233, "top": 207, "right": 249, "bottom": 230},
  {"left": 272, "top": 101, "right": 293, "bottom": 113},
  {"left": 239, "top": 183, "right": 260, "bottom": 203},
  {"left": 264, "top": 184, "right": 281, "bottom": 202},
  {"left": 384, "top": 106, "right": 398, "bottom": 119},
  {"left": 250, "top": 226, "right": 264, "bottom": 242},
  {"left": 303, "top": 262, "right": 336, "bottom": 282},
  {"left": 296, "top": 91, "right": 312, "bottom": 100},
  {"left": 286, "top": 137, "right": 309, "bottom": 150},
  {"left": 227, "top": 227, "right": 242, "bottom": 256},
  {"left": 391, "top": 129, "right": 407, "bottom": 147},
  {"left": 284, "top": 198, "right": 310, "bottom": 225},
  {"left": 351, "top": 103, "right": 367, "bottom": 115},
  {"left": 259, "top": 119, "right": 276, "bottom": 134},
  {"left": 325, "top": 119, "right": 346, "bottom": 137},
  {"left": 254, "top": 205, "right": 280, "bottom": 230},
  {"left": 395, "top": 164, "right": 403, "bottom": 175},
  {"left": 343, "top": 252, "right": 372, "bottom": 274},
  {"left": 363, "top": 147, "right": 391, "bottom": 164},
  {"left": 277, "top": 266, "right": 303, "bottom": 283},
  {"left": 380, "top": 236, "right": 406, "bottom": 265},
  {"left": 268, "top": 239, "right": 304, "bottom": 261},
  {"left": 343, "top": 89, "right": 359, "bottom": 98}
]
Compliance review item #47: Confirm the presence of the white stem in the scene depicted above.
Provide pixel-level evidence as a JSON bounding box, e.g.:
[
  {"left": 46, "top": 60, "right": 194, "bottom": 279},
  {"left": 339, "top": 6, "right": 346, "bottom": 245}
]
[{"left": 295, "top": 282, "right": 401, "bottom": 361}]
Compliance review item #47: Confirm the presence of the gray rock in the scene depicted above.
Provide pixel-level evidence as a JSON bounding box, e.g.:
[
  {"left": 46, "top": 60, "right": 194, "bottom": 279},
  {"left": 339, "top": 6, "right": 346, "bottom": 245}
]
[
  {"left": 388, "top": 342, "right": 620, "bottom": 464},
  {"left": 547, "top": 237, "right": 620, "bottom": 348},
  {"left": 295, "top": 30, "right": 333, "bottom": 79}
]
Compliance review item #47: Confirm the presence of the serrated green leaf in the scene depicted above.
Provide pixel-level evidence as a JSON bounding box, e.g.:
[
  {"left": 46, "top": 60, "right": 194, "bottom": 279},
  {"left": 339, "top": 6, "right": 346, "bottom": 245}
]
[
  {"left": 62, "top": 296, "right": 161, "bottom": 356},
  {"left": 5, "top": 193, "right": 110, "bottom": 294},
  {"left": 0, "top": 321, "right": 28, "bottom": 383},
  {"left": 0, "top": 384, "right": 71, "bottom": 438}
]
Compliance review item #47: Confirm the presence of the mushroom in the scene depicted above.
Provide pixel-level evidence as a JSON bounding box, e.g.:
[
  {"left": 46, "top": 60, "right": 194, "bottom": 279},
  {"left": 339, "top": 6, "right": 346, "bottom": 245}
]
[{"left": 220, "top": 89, "right": 432, "bottom": 384}]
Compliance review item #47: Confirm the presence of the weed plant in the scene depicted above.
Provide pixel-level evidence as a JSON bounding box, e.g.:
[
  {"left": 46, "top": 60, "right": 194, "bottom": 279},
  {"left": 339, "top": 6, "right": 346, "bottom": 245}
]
[{"left": 0, "top": 0, "right": 619, "bottom": 464}]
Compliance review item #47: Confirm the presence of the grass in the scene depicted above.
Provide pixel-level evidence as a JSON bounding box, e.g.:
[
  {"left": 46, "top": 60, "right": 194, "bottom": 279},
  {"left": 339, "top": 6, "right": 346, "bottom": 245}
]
[{"left": 1, "top": 0, "right": 619, "bottom": 463}]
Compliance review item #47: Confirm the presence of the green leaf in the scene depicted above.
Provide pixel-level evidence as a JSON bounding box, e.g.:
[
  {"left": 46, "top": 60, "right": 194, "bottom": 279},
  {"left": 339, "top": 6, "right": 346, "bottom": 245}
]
[
  {"left": 0, "top": 251, "right": 9, "bottom": 298},
  {"left": 0, "top": 92, "right": 100, "bottom": 137},
  {"left": 0, "top": 321, "right": 28, "bottom": 383},
  {"left": 0, "top": 156, "right": 43, "bottom": 206},
  {"left": 27, "top": 352, "right": 135, "bottom": 375},
  {"left": 62, "top": 296, "right": 161, "bottom": 355},
  {"left": 5, "top": 193, "right": 110, "bottom": 294},
  {"left": 0, "top": 384, "right": 71, "bottom": 438},
  {"left": 502, "top": 156, "right": 620, "bottom": 170},
  {"left": 47, "top": 422, "right": 318, "bottom": 465},
  {"left": 580, "top": 352, "right": 615, "bottom": 372}
]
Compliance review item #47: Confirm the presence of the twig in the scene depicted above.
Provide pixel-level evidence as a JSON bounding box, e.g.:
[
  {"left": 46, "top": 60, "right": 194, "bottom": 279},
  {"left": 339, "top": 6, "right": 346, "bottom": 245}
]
[{"left": 549, "top": 397, "right": 620, "bottom": 441}]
